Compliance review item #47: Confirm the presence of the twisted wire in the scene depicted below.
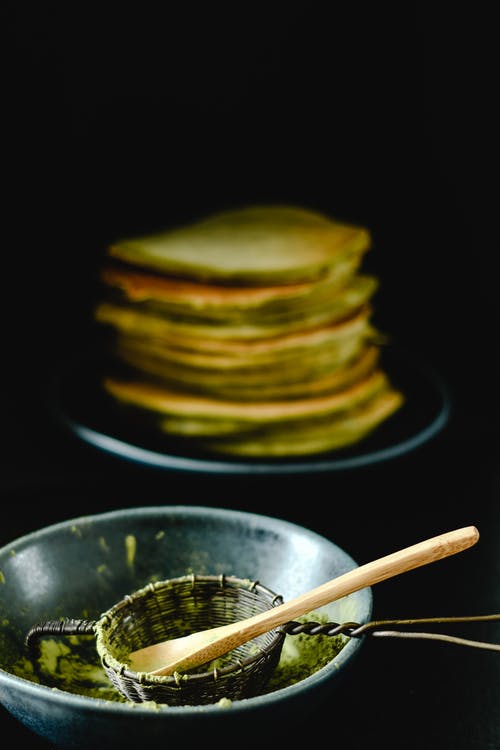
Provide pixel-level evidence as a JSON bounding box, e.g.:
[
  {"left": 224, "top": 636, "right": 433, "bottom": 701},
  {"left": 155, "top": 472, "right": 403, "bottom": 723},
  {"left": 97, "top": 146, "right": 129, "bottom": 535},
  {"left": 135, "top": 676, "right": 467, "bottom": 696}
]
[
  {"left": 281, "top": 614, "right": 500, "bottom": 652},
  {"left": 281, "top": 620, "right": 362, "bottom": 637}
]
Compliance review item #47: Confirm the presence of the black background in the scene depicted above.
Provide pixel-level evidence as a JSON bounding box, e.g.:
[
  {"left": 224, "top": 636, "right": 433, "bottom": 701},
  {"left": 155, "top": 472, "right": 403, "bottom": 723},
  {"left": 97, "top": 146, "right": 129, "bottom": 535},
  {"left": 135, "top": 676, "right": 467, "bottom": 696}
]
[{"left": 2, "top": 5, "right": 500, "bottom": 748}]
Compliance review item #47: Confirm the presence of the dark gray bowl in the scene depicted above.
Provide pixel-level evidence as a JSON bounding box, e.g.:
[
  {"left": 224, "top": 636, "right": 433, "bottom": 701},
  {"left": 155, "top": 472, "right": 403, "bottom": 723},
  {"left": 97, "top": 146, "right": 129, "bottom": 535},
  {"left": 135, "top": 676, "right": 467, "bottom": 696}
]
[{"left": 0, "top": 505, "right": 372, "bottom": 748}]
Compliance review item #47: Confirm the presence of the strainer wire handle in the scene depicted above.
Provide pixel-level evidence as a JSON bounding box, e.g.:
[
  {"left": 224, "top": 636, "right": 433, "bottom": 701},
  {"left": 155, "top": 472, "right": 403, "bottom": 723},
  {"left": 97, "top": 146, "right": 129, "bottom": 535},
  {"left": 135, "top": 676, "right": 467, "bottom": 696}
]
[
  {"left": 281, "top": 613, "right": 500, "bottom": 653},
  {"left": 25, "top": 618, "right": 97, "bottom": 651}
]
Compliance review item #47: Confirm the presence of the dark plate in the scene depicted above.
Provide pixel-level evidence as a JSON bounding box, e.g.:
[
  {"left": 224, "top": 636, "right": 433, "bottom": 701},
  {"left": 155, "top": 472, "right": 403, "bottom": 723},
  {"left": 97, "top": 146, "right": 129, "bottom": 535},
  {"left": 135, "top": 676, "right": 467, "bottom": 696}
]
[{"left": 48, "top": 347, "right": 451, "bottom": 475}]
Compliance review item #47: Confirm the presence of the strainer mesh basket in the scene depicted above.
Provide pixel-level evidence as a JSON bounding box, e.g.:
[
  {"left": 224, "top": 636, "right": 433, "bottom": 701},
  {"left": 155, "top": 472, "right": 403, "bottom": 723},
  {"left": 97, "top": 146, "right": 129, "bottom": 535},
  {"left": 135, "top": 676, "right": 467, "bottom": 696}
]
[{"left": 91, "top": 574, "right": 284, "bottom": 705}]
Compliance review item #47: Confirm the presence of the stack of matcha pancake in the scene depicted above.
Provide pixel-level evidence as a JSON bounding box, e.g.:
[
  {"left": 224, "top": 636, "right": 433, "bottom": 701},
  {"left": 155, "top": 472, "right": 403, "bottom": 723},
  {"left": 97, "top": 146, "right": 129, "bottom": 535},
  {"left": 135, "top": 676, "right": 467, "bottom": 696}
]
[{"left": 93, "top": 205, "right": 404, "bottom": 458}]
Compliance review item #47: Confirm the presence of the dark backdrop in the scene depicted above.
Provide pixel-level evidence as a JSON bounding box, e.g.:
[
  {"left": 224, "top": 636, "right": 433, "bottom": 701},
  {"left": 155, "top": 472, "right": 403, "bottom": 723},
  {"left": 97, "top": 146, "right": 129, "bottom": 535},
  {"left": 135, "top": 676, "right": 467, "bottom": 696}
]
[
  {"left": 2, "top": 5, "right": 499, "bottom": 501},
  {"left": 4, "top": 12, "right": 497, "bottom": 373}
]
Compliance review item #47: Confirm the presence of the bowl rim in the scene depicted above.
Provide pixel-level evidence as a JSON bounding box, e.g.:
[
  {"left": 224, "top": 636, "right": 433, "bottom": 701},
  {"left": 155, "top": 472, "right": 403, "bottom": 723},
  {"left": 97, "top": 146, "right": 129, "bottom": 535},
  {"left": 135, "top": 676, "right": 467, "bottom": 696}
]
[{"left": 0, "top": 504, "right": 372, "bottom": 716}]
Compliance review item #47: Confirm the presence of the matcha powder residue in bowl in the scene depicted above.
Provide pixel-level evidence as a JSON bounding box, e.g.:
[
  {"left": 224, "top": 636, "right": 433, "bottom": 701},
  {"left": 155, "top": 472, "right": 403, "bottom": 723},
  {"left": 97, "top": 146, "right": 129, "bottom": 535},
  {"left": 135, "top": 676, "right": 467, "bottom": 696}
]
[
  {"left": 5, "top": 608, "right": 347, "bottom": 705},
  {"left": 9, "top": 636, "right": 125, "bottom": 702},
  {"left": 125, "top": 534, "right": 137, "bottom": 570},
  {"left": 264, "top": 614, "right": 348, "bottom": 693}
]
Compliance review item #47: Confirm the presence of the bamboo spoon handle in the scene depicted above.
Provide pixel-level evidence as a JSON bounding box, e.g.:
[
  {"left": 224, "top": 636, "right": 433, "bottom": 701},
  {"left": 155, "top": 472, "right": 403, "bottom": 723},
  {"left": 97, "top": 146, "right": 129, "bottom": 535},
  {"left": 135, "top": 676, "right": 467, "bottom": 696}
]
[
  {"left": 217, "top": 525, "right": 480, "bottom": 643},
  {"left": 131, "top": 526, "right": 479, "bottom": 675}
]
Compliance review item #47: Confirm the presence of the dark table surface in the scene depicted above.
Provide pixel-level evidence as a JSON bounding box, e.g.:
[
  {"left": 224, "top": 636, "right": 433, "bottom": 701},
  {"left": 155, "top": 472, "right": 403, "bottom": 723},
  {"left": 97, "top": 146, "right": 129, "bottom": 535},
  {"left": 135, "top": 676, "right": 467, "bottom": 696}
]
[{"left": 2, "top": 6, "right": 499, "bottom": 747}]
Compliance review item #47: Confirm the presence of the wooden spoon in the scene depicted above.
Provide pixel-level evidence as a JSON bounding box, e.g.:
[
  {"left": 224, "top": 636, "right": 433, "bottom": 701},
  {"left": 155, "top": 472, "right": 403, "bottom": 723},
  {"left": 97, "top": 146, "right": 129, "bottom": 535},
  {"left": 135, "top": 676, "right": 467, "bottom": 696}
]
[{"left": 128, "top": 525, "right": 479, "bottom": 676}]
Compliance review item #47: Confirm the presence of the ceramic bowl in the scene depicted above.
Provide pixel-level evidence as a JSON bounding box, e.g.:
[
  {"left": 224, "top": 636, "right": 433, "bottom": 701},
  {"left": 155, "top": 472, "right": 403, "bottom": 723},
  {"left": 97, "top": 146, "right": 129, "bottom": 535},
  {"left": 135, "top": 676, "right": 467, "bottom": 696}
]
[{"left": 0, "top": 505, "right": 371, "bottom": 747}]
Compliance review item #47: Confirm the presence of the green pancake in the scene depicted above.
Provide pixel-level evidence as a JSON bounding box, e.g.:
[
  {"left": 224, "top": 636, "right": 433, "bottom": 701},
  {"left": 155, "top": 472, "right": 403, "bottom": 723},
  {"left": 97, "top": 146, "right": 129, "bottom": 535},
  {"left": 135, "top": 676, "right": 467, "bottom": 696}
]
[
  {"left": 204, "top": 389, "right": 404, "bottom": 457},
  {"left": 95, "top": 274, "right": 378, "bottom": 339},
  {"left": 106, "top": 205, "right": 371, "bottom": 285},
  {"left": 101, "top": 369, "right": 402, "bottom": 456},
  {"left": 111, "top": 344, "right": 381, "bottom": 401},
  {"left": 102, "top": 368, "right": 388, "bottom": 429},
  {"left": 98, "top": 255, "right": 369, "bottom": 323}
]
